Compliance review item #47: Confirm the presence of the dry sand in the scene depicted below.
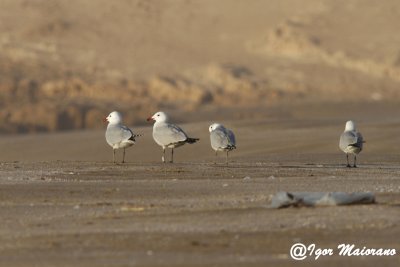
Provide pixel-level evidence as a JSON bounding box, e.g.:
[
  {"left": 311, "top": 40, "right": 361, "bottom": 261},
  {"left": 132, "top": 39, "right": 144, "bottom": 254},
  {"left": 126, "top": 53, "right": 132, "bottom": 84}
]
[
  {"left": 1, "top": 1, "right": 400, "bottom": 265},
  {"left": 2, "top": 0, "right": 400, "bottom": 132},
  {"left": 1, "top": 103, "right": 399, "bottom": 266}
]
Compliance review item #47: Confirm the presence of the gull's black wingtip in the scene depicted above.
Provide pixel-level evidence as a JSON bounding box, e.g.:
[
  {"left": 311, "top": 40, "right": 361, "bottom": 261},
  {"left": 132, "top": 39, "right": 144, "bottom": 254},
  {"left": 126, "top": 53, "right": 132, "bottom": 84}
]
[{"left": 186, "top": 138, "right": 199, "bottom": 144}]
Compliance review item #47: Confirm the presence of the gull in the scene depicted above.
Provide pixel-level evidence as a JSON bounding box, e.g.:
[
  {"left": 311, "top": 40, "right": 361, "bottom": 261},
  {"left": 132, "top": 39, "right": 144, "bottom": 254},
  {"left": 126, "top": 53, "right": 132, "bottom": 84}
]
[
  {"left": 339, "top": 120, "right": 364, "bottom": 168},
  {"left": 104, "top": 111, "right": 141, "bottom": 163},
  {"left": 147, "top": 111, "right": 199, "bottom": 163},
  {"left": 209, "top": 123, "right": 236, "bottom": 164}
]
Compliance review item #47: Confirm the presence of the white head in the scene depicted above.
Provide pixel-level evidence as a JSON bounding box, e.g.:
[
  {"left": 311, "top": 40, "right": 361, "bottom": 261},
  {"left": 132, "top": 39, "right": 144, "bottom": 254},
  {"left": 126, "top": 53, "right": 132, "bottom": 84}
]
[
  {"left": 345, "top": 120, "right": 356, "bottom": 131},
  {"left": 105, "top": 111, "right": 122, "bottom": 124},
  {"left": 209, "top": 123, "right": 223, "bottom": 132},
  {"left": 147, "top": 111, "right": 168, "bottom": 123}
]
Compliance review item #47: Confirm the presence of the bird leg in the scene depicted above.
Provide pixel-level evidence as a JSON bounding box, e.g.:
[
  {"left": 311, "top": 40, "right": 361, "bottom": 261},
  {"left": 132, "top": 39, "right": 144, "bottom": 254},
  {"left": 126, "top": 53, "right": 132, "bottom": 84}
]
[
  {"left": 346, "top": 154, "right": 351, "bottom": 168},
  {"left": 353, "top": 155, "right": 357, "bottom": 168},
  {"left": 122, "top": 148, "right": 126, "bottom": 163},
  {"left": 113, "top": 149, "right": 116, "bottom": 164},
  {"left": 162, "top": 148, "right": 166, "bottom": 163},
  {"left": 170, "top": 148, "right": 174, "bottom": 163},
  {"left": 226, "top": 151, "right": 229, "bottom": 165},
  {"left": 214, "top": 151, "right": 218, "bottom": 165}
]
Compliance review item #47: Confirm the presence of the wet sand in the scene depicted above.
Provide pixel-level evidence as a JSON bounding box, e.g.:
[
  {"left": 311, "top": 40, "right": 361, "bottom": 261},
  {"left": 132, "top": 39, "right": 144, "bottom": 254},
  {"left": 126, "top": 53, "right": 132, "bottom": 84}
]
[{"left": 0, "top": 103, "right": 400, "bottom": 266}]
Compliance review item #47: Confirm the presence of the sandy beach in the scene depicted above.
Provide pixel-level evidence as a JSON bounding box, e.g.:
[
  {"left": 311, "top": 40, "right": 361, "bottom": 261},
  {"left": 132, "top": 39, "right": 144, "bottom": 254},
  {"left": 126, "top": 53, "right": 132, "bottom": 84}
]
[
  {"left": 1, "top": 0, "right": 400, "bottom": 265},
  {"left": 1, "top": 103, "right": 400, "bottom": 266}
]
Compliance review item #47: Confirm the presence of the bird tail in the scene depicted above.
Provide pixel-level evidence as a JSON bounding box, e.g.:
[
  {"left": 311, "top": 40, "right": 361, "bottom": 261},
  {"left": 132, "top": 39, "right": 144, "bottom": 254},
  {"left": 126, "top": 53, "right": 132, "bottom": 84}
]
[
  {"left": 186, "top": 137, "right": 199, "bottom": 144},
  {"left": 349, "top": 142, "right": 362, "bottom": 148},
  {"left": 129, "top": 133, "right": 143, "bottom": 142},
  {"left": 227, "top": 144, "right": 236, "bottom": 150}
]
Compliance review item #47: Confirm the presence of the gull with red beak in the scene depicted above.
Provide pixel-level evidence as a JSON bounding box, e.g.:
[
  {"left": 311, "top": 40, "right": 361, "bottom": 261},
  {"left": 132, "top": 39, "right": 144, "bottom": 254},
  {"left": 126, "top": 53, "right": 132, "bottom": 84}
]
[
  {"left": 147, "top": 111, "right": 199, "bottom": 163},
  {"left": 339, "top": 120, "right": 365, "bottom": 168},
  {"left": 104, "top": 111, "right": 141, "bottom": 163},
  {"left": 209, "top": 123, "right": 236, "bottom": 164}
]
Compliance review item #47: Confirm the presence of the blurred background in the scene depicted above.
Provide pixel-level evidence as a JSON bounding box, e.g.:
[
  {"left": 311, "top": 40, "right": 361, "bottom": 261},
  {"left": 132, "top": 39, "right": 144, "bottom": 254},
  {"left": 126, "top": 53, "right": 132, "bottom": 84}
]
[{"left": 1, "top": 0, "right": 400, "bottom": 133}]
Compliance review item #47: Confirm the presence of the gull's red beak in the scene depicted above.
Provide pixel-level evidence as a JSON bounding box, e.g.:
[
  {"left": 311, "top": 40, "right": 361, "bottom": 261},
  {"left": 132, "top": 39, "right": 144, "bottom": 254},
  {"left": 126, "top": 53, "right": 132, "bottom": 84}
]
[
  {"left": 103, "top": 117, "right": 108, "bottom": 123},
  {"left": 147, "top": 116, "right": 154, "bottom": 122}
]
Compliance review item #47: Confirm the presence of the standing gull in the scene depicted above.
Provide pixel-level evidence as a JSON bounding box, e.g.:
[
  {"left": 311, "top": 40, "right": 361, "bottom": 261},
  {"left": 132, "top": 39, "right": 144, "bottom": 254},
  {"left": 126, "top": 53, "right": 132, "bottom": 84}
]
[
  {"left": 104, "top": 111, "right": 140, "bottom": 163},
  {"left": 209, "top": 123, "right": 236, "bottom": 164},
  {"left": 339, "top": 120, "right": 364, "bottom": 168},
  {"left": 147, "top": 111, "right": 199, "bottom": 163}
]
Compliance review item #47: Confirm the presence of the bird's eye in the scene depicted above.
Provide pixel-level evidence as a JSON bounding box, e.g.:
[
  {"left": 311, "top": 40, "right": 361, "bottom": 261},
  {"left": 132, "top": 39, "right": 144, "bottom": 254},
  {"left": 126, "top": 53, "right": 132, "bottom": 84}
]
[{"left": 157, "top": 114, "right": 160, "bottom": 116}]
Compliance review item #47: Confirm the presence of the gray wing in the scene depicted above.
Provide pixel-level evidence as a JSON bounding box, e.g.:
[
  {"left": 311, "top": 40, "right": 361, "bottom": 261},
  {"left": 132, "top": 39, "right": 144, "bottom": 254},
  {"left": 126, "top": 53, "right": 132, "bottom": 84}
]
[
  {"left": 210, "top": 129, "right": 229, "bottom": 150},
  {"left": 226, "top": 129, "right": 236, "bottom": 147},
  {"left": 356, "top": 132, "right": 364, "bottom": 149},
  {"left": 210, "top": 128, "right": 235, "bottom": 150},
  {"left": 154, "top": 123, "right": 188, "bottom": 145},
  {"left": 121, "top": 125, "right": 140, "bottom": 141},
  {"left": 106, "top": 124, "right": 133, "bottom": 145},
  {"left": 339, "top": 131, "right": 362, "bottom": 151}
]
